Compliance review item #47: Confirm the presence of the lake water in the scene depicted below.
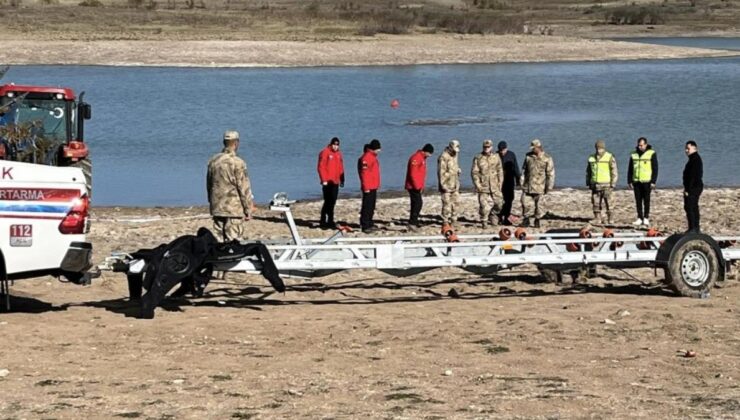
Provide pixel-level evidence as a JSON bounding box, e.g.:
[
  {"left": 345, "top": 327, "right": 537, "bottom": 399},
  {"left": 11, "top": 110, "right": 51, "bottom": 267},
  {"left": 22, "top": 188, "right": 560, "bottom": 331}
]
[{"left": 4, "top": 39, "right": 739, "bottom": 206}]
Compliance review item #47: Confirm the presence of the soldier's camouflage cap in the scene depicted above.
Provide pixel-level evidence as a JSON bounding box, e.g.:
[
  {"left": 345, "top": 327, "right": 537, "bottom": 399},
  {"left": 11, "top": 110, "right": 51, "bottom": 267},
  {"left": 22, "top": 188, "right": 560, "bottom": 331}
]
[
  {"left": 449, "top": 139, "right": 461, "bottom": 151},
  {"left": 530, "top": 139, "right": 542, "bottom": 149},
  {"left": 223, "top": 130, "right": 240, "bottom": 141},
  {"left": 482, "top": 139, "right": 493, "bottom": 147}
]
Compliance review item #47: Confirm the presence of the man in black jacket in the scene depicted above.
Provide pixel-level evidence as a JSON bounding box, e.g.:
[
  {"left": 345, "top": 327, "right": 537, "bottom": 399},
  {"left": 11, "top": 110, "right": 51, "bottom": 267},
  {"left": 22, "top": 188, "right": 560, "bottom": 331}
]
[
  {"left": 627, "top": 137, "right": 659, "bottom": 227},
  {"left": 683, "top": 140, "right": 703, "bottom": 232},
  {"left": 496, "top": 141, "right": 521, "bottom": 225}
]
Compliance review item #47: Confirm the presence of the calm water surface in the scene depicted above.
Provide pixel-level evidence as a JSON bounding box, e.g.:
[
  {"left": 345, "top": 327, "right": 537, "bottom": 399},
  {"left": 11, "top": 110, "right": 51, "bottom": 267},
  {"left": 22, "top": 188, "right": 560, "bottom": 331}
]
[{"left": 5, "top": 47, "right": 739, "bottom": 205}]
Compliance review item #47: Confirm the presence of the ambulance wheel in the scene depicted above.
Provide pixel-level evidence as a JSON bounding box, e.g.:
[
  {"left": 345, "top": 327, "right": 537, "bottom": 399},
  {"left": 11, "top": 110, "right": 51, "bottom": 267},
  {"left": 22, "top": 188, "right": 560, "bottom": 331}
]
[{"left": 665, "top": 239, "right": 718, "bottom": 298}]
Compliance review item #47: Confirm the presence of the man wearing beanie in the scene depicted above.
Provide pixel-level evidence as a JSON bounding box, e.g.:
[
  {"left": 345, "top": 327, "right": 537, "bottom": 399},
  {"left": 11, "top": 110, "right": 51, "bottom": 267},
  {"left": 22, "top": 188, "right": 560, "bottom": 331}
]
[
  {"left": 497, "top": 140, "right": 521, "bottom": 225},
  {"left": 207, "top": 130, "right": 254, "bottom": 242},
  {"left": 438, "top": 139, "right": 462, "bottom": 226},
  {"left": 317, "top": 137, "right": 345, "bottom": 229},
  {"left": 405, "top": 143, "right": 435, "bottom": 228},
  {"left": 471, "top": 139, "right": 504, "bottom": 229},
  {"left": 586, "top": 139, "right": 618, "bottom": 225},
  {"left": 358, "top": 139, "right": 382, "bottom": 233}
]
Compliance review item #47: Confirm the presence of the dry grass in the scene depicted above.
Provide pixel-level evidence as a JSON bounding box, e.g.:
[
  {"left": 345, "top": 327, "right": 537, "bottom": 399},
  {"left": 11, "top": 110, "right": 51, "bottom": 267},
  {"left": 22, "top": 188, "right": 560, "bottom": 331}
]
[{"left": 0, "top": 0, "right": 737, "bottom": 40}]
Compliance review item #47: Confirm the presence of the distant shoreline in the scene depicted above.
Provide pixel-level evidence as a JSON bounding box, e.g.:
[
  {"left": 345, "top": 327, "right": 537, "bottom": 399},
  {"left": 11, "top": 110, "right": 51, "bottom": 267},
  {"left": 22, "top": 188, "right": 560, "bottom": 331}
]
[{"left": 2, "top": 35, "right": 739, "bottom": 68}]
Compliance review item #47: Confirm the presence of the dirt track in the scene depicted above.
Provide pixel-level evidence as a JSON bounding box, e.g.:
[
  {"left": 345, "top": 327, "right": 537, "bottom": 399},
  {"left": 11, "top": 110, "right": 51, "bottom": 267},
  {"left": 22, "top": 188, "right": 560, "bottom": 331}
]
[{"left": 1, "top": 188, "right": 739, "bottom": 418}]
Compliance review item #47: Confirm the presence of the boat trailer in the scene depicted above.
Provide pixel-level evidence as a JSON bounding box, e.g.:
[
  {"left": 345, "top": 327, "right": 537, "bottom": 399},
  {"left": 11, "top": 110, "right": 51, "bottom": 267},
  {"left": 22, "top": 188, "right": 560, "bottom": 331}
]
[{"left": 100, "top": 193, "right": 740, "bottom": 319}]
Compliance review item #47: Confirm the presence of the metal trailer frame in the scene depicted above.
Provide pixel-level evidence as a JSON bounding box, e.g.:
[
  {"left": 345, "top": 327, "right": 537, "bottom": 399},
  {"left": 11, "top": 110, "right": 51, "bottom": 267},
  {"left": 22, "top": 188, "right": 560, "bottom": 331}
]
[{"left": 100, "top": 193, "right": 740, "bottom": 318}]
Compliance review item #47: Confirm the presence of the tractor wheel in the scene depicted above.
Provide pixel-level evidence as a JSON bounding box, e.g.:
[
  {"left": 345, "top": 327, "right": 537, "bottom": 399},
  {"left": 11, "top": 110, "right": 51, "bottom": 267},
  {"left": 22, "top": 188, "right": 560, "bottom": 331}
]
[
  {"left": 72, "top": 157, "right": 92, "bottom": 197},
  {"left": 665, "top": 239, "right": 719, "bottom": 298}
]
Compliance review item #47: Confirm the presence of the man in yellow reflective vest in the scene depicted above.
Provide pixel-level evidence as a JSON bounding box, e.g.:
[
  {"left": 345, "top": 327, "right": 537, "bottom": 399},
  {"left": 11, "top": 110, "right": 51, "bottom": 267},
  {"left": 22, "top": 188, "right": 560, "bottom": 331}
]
[
  {"left": 627, "top": 137, "right": 658, "bottom": 227},
  {"left": 586, "top": 139, "right": 618, "bottom": 225}
]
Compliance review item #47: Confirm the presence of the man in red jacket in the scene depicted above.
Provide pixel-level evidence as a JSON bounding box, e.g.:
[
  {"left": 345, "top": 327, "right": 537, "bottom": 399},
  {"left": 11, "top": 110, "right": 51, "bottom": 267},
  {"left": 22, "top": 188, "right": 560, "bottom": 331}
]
[
  {"left": 358, "top": 139, "right": 381, "bottom": 233},
  {"left": 405, "top": 143, "right": 435, "bottom": 227},
  {"left": 317, "top": 137, "right": 345, "bottom": 229}
]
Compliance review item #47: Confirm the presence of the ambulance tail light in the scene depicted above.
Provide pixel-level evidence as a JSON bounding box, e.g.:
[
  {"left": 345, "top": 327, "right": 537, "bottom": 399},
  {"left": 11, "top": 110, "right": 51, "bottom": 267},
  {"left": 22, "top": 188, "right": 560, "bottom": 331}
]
[{"left": 59, "top": 194, "right": 89, "bottom": 235}]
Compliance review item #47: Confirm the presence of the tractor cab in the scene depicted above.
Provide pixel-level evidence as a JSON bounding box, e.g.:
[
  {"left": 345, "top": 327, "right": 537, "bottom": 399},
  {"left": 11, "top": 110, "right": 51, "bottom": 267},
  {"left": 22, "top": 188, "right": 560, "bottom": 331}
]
[{"left": 0, "top": 84, "right": 92, "bottom": 192}]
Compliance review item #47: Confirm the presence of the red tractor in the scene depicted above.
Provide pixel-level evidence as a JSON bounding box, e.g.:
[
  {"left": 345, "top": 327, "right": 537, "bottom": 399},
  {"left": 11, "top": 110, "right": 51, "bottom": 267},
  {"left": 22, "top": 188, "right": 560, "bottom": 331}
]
[{"left": 0, "top": 83, "right": 92, "bottom": 194}]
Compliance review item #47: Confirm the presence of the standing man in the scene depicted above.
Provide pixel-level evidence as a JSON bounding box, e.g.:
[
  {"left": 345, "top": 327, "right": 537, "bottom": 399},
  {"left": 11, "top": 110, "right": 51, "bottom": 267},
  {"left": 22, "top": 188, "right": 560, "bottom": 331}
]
[
  {"left": 683, "top": 140, "right": 703, "bottom": 232},
  {"left": 405, "top": 143, "right": 435, "bottom": 227},
  {"left": 317, "top": 137, "right": 345, "bottom": 229},
  {"left": 438, "top": 140, "right": 462, "bottom": 227},
  {"left": 627, "top": 136, "right": 658, "bottom": 227},
  {"left": 206, "top": 130, "right": 253, "bottom": 242},
  {"left": 358, "top": 139, "right": 381, "bottom": 233},
  {"left": 497, "top": 140, "right": 521, "bottom": 225},
  {"left": 520, "top": 139, "right": 554, "bottom": 228},
  {"left": 471, "top": 139, "right": 504, "bottom": 228},
  {"left": 586, "top": 139, "right": 618, "bottom": 225}
]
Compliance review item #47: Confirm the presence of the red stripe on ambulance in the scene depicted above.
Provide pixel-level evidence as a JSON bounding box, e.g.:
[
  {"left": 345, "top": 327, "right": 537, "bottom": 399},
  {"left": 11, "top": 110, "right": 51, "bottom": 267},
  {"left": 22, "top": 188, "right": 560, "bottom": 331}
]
[{"left": 0, "top": 188, "right": 81, "bottom": 201}]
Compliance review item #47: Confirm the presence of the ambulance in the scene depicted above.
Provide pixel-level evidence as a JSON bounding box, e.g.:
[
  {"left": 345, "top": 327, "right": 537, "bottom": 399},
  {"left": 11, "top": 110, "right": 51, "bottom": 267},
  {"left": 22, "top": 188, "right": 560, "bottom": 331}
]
[{"left": 0, "top": 161, "right": 92, "bottom": 283}]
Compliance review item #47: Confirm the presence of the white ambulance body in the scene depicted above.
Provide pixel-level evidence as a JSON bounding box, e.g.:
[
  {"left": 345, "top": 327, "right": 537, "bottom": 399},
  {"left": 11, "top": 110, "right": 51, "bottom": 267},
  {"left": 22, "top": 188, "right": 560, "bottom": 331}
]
[{"left": 0, "top": 161, "right": 92, "bottom": 281}]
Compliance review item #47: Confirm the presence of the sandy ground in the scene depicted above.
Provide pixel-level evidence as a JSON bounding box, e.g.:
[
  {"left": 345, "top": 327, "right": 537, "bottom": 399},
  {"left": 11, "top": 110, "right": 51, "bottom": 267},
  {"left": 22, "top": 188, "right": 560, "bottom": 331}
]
[
  {"left": 1, "top": 187, "right": 739, "bottom": 418},
  {"left": 1, "top": 35, "right": 739, "bottom": 67}
]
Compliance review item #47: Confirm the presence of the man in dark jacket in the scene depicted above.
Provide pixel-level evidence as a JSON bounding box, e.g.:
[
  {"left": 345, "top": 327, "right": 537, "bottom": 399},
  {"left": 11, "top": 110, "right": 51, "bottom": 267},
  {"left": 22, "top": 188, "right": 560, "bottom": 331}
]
[
  {"left": 496, "top": 141, "right": 521, "bottom": 225},
  {"left": 683, "top": 140, "right": 703, "bottom": 232},
  {"left": 405, "top": 143, "right": 434, "bottom": 227},
  {"left": 358, "top": 139, "right": 381, "bottom": 233},
  {"left": 627, "top": 137, "right": 659, "bottom": 227},
  {"left": 317, "top": 137, "right": 345, "bottom": 229}
]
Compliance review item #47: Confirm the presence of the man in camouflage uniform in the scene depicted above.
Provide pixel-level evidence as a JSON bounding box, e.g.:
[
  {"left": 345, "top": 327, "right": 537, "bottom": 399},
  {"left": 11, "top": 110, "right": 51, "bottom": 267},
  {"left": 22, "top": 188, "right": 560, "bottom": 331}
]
[
  {"left": 586, "top": 139, "right": 618, "bottom": 225},
  {"left": 207, "top": 130, "right": 254, "bottom": 242},
  {"left": 520, "top": 139, "right": 555, "bottom": 228},
  {"left": 471, "top": 139, "right": 504, "bottom": 228},
  {"left": 438, "top": 139, "right": 461, "bottom": 226}
]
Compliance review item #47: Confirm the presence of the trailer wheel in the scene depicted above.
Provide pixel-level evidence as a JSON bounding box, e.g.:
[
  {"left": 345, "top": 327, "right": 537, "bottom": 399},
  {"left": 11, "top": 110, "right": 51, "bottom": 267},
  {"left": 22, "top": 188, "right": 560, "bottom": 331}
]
[{"left": 665, "top": 239, "right": 718, "bottom": 297}]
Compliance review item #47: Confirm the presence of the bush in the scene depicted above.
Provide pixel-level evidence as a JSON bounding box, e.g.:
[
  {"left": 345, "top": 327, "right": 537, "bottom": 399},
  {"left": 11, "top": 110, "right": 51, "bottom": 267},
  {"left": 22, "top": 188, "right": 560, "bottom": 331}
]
[
  {"left": 305, "top": 1, "right": 320, "bottom": 17},
  {"left": 78, "top": 0, "right": 102, "bottom": 6},
  {"left": 356, "top": 9, "right": 415, "bottom": 36},
  {"left": 358, "top": 18, "right": 413, "bottom": 35},
  {"left": 435, "top": 14, "right": 524, "bottom": 34},
  {"left": 605, "top": 6, "right": 666, "bottom": 25}
]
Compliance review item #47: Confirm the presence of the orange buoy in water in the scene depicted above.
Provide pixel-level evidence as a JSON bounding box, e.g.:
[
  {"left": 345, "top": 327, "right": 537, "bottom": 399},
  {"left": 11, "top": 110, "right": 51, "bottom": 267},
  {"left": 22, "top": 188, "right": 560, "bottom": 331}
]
[{"left": 390, "top": 99, "right": 400, "bottom": 109}]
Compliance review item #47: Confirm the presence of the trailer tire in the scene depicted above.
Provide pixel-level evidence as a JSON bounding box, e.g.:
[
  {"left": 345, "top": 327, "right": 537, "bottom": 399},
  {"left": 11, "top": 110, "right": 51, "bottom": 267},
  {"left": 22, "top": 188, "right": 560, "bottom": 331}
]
[
  {"left": 72, "top": 157, "right": 92, "bottom": 197},
  {"left": 665, "top": 239, "right": 718, "bottom": 297}
]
